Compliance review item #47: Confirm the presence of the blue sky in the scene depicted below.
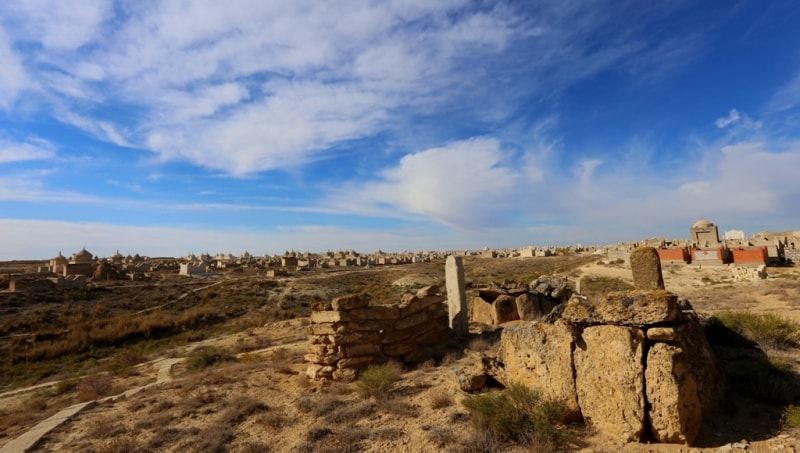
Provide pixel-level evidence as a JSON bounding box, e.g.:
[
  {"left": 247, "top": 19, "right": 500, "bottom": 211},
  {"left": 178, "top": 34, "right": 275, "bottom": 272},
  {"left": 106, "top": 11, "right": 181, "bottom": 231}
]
[{"left": 2, "top": 1, "right": 800, "bottom": 260}]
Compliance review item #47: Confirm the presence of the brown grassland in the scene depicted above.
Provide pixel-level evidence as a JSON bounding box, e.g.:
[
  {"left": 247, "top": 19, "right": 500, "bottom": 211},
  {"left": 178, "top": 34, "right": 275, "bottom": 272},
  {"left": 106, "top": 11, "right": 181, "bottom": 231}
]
[{"left": 1, "top": 255, "right": 800, "bottom": 452}]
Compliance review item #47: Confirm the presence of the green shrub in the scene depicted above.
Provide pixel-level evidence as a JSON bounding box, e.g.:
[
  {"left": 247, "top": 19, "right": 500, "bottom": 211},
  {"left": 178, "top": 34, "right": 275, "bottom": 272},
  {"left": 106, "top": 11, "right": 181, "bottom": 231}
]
[
  {"left": 186, "top": 347, "right": 231, "bottom": 371},
  {"left": 715, "top": 312, "right": 800, "bottom": 349},
  {"left": 357, "top": 364, "right": 401, "bottom": 399},
  {"left": 462, "top": 383, "right": 570, "bottom": 447},
  {"left": 785, "top": 405, "right": 800, "bottom": 428}
]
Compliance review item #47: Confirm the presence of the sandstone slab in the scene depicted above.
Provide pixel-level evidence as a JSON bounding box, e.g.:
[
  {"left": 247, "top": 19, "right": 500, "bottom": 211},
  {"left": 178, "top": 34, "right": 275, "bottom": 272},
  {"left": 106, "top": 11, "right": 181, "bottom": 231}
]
[
  {"left": 497, "top": 320, "right": 581, "bottom": 419},
  {"left": 563, "top": 291, "right": 678, "bottom": 326},
  {"left": 645, "top": 343, "right": 701, "bottom": 444},
  {"left": 574, "top": 325, "right": 645, "bottom": 443}
]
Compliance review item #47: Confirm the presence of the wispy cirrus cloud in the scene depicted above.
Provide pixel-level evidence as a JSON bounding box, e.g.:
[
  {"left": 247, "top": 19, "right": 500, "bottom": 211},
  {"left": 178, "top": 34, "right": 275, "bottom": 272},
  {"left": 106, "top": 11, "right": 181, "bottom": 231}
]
[{"left": 0, "top": 0, "right": 714, "bottom": 176}]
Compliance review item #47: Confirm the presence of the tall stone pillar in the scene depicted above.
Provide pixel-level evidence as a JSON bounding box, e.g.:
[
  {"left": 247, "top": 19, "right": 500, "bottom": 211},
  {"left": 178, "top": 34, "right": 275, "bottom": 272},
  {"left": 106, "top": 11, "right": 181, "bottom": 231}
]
[{"left": 446, "top": 255, "right": 468, "bottom": 337}]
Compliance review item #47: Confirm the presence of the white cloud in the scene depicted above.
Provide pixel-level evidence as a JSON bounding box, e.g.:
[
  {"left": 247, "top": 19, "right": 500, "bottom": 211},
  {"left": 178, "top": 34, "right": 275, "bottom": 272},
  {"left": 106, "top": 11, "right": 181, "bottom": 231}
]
[
  {"left": 0, "top": 26, "right": 28, "bottom": 109},
  {"left": 3, "top": 0, "right": 111, "bottom": 51},
  {"left": 769, "top": 71, "right": 800, "bottom": 112},
  {"left": 0, "top": 138, "right": 55, "bottom": 163},
  {"left": 327, "top": 137, "right": 525, "bottom": 228},
  {"left": 715, "top": 109, "right": 741, "bottom": 128},
  {"left": 1, "top": 1, "right": 707, "bottom": 175}
]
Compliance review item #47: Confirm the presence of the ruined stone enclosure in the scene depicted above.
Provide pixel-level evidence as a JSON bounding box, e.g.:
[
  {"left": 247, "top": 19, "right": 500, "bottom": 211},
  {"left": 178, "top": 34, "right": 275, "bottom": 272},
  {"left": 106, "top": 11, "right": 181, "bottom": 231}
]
[
  {"left": 304, "top": 247, "right": 721, "bottom": 446},
  {"left": 489, "top": 247, "right": 721, "bottom": 445}
]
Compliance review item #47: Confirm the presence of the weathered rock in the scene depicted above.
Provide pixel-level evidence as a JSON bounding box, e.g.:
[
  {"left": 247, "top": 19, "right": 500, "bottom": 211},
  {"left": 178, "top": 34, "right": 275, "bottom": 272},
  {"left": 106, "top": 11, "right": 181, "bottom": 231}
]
[
  {"left": 332, "top": 368, "right": 358, "bottom": 381},
  {"left": 494, "top": 295, "right": 520, "bottom": 324},
  {"left": 647, "top": 327, "right": 677, "bottom": 342},
  {"left": 574, "top": 325, "right": 645, "bottom": 443},
  {"left": 454, "top": 369, "right": 487, "bottom": 392},
  {"left": 496, "top": 320, "right": 581, "bottom": 419},
  {"left": 469, "top": 296, "right": 495, "bottom": 325},
  {"left": 531, "top": 275, "right": 570, "bottom": 302},
  {"left": 416, "top": 285, "right": 439, "bottom": 297},
  {"left": 630, "top": 246, "right": 665, "bottom": 290},
  {"left": 563, "top": 290, "right": 678, "bottom": 326},
  {"left": 645, "top": 343, "right": 702, "bottom": 444},
  {"left": 515, "top": 293, "right": 541, "bottom": 321},
  {"left": 674, "top": 311, "right": 722, "bottom": 415},
  {"left": 478, "top": 286, "right": 508, "bottom": 302},
  {"left": 310, "top": 310, "right": 349, "bottom": 323},
  {"left": 332, "top": 294, "right": 369, "bottom": 310}
]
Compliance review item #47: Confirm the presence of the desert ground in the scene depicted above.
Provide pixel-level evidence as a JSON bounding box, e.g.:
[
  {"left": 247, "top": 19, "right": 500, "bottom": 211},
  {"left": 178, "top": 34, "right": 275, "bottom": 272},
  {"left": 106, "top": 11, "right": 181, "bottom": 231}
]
[{"left": 2, "top": 255, "right": 800, "bottom": 452}]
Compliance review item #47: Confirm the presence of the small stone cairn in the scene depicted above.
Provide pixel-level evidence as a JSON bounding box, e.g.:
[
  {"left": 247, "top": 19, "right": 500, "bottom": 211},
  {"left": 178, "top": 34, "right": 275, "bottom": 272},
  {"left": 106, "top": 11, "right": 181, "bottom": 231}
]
[
  {"left": 489, "top": 246, "right": 721, "bottom": 445},
  {"left": 305, "top": 287, "right": 450, "bottom": 381}
]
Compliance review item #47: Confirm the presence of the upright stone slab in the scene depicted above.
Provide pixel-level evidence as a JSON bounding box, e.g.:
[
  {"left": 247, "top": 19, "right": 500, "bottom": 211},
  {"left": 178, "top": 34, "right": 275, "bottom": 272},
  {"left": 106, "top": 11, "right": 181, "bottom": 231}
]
[
  {"left": 497, "top": 320, "right": 581, "bottom": 419},
  {"left": 645, "top": 343, "right": 702, "bottom": 445},
  {"left": 574, "top": 325, "right": 646, "bottom": 443},
  {"left": 630, "top": 246, "right": 665, "bottom": 290},
  {"left": 446, "top": 255, "right": 468, "bottom": 337}
]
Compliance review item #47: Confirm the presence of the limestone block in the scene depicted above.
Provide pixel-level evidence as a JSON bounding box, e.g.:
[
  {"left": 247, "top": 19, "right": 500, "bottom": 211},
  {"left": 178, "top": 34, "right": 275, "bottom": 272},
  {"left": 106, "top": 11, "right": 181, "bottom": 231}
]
[
  {"left": 673, "top": 313, "right": 722, "bottom": 414},
  {"left": 560, "top": 295, "right": 599, "bottom": 324},
  {"left": 400, "top": 295, "right": 445, "bottom": 317},
  {"left": 395, "top": 310, "right": 429, "bottom": 330},
  {"left": 645, "top": 343, "right": 701, "bottom": 444},
  {"left": 647, "top": 327, "right": 677, "bottom": 342},
  {"left": 383, "top": 341, "right": 417, "bottom": 357},
  {"left": 347, "top": 319, "right": 389, "bottom": 332},
  {"left": 310, "top": 310, "right": 349, "bottom": 323},
  {"left": 515, "top": 293, "right": 550, "bottom": 321},
  {"left": 307, "top": 323, "right": 344, "bottom": 335},
  {"left": 332, "top": 294, "right": 369, "bottom": 310},
  {"left": 494, "top": 295, "right": 520, "bottom": 324},
  {"left": 417, "top": 329, "right": 448, "bottom": 347},
  {"left": 334, "top": 332, "right": 381, "bottom": 345},
  {"left": 337, "top": 356, "right": 375, "bottom": 368},
  {"left": 478, "top": 287, "right": 508, "bottom": 302},
  {"left": 574, "top": 325, "right": 645, "bottom": 443},
  {"left": 563, "top": 291, "right": 678, "bottom": 326},
  {"left": 469, "top": 296, "right": 495, "bottom": 325},
  {"left": 416, "top": 285, "right": 439, "bottom": 297},
  {"left": 381, "top": 328, "right": 415, "bottom": 344},
  {"left": 496, "top": 320, "right": 581, "bottom": 419},
  {"left": 343, "top": 343, "right": 381, "bottom": 357},
  {"left": 630, "top": 247, "right": 665, "bottom": 290},
  {"left": 348, "top": 306, "right": 400, "bottom": 320}
]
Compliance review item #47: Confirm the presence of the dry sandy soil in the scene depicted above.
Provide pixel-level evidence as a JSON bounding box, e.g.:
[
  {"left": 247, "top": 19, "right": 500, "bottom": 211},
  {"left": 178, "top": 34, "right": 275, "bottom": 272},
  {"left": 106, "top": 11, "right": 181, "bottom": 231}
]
[{"left": 2, "top": 256, "right": 800, "bottom": 452}]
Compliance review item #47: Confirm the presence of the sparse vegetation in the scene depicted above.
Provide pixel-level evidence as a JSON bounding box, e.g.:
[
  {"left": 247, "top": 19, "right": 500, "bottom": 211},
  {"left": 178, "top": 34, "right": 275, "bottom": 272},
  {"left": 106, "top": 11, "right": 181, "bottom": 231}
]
[
  {"left": 357, "top": 363, "right": 402, "bottom": 400},
  {"left": 784, "top": 405, "right": 800, "bottom": 428},
  {"left": 186, "top": 346, "right": 232, "bottom": 371},
  {"left": 715, "top": 311, "right": 800, "bottom": 349},
  {"left": 462, "top": 383, "right": 571, "bottom": 448}
]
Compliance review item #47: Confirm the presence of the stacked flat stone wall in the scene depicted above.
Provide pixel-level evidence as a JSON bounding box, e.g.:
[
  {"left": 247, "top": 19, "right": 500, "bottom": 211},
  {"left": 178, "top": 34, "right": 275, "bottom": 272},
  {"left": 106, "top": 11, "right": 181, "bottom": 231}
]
[
  {"left": 306, "top": 287, "right": 449, "bottom": 381},
  {"left": 784, "top": 247, "right": 800, "bottom": 263}
]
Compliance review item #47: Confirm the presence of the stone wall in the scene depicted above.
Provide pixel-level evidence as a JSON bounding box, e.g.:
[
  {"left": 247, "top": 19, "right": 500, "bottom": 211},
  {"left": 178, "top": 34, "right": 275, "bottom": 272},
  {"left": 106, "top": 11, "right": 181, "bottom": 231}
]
[
  {"left": 784, "top": 247, "right": 800, "bottom": 263},
  {"left": 305, "top": 287, "right": 450, "bottom": 381}
]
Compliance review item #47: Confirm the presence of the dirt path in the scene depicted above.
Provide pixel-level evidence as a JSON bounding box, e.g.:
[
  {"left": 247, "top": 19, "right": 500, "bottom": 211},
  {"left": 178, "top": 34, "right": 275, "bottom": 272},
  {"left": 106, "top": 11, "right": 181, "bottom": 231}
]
[{"left": 0, "top": 358, "right": 182, "bottom": 453}]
